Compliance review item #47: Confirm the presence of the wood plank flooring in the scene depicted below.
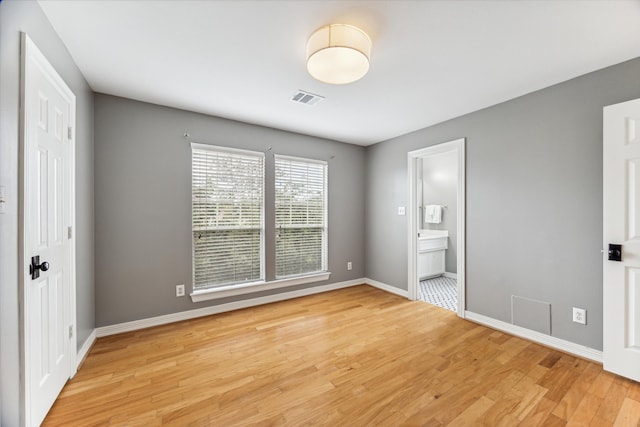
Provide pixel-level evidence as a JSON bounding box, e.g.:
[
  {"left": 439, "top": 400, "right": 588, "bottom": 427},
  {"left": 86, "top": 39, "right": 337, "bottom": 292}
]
[{"left": 44, "top": 285, "right": 640, "bottom": 426}]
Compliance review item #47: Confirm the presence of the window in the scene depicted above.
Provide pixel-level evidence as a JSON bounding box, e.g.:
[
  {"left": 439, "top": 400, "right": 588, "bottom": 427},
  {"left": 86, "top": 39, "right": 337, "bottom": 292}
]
[
  {"left": 191, "top": 144, "right": 264, "bottom": 290},
  {"left": 275, "top": 155, "right": 327, "bottom": 278}
]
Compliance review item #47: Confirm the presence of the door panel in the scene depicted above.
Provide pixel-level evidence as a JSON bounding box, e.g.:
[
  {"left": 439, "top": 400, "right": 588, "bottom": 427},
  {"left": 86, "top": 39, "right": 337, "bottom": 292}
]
[
  {"left": 627, "top": 268, "right": 640, "bottom": 349},
  {"left": 627, "top": 159, "right": 640, "bottom": 240},
  {"left": 603, "top": 98, "right": 640, "bottom": 381}
]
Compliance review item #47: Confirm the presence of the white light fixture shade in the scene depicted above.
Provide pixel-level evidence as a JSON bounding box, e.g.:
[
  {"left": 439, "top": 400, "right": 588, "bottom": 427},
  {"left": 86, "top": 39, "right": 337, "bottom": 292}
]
[{"left": 306, "top": 24, "right": 371, "bottom": 85}]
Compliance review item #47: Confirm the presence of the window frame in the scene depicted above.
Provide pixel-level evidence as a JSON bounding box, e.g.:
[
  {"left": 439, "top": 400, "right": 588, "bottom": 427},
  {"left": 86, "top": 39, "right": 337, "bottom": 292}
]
[
  {"left": 274, "top": 154, "right": 328, "bottom": 279},
  {"left": 189, "top": 145, "right": 331, "bottom": 302},
  {"left": 191, "top": 143, "right": 266, "bottom": 291}
]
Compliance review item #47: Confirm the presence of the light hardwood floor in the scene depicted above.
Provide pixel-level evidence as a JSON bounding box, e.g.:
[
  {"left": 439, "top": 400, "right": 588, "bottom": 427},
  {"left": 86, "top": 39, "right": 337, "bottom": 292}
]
[{"left": 44, "top": 285, "right": 640, "bottom": 426}]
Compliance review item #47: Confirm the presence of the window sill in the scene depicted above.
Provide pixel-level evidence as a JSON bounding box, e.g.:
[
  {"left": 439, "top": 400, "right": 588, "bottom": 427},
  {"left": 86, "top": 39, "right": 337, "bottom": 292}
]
[{"left": 190, "top": 272, "right": 332, "bottom": 302}]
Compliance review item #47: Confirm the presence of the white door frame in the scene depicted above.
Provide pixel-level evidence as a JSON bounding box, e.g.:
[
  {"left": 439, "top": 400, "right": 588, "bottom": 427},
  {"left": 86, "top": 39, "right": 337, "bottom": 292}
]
[
  {"left": 407, "top": 138, "right": 466, "bottom": 317},
  {"left": 19, "top": 33, "right": 77, "bottom": 426}
]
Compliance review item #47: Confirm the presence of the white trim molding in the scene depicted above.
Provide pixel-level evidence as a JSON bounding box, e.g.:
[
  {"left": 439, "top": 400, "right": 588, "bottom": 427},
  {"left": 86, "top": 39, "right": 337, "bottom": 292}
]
[
  {"left": 444, "top": 272, "right": 457, "bottom": 280},
  {"left": 465, "top": 311, "right": 603, "bottom": 363},
  {"left": 98, "top": 278, "right": 361, "bottom": 337},
  {"left": 84, "top": 283, "right": 605, "bottom": 374},
  {"left": 76, "top": 330, "right": 96, "bottom": 370},
  {"left": 365, "top": 278, "right": 409, "bottom": 298}
]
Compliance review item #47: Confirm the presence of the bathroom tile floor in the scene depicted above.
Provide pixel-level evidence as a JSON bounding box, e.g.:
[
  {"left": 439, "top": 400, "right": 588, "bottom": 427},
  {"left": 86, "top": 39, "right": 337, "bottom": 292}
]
[{"left": 419, "top": 275, "right": 457, "bottom": 311}]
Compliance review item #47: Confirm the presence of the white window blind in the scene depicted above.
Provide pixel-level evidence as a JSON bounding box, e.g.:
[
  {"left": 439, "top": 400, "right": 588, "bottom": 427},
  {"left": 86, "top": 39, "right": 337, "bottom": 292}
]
[
  {"left": 275, "top": 155, "right": 327, "bottom": 278},
  {"left": 192, "top": 144, "right": 264, "bottom": 290}
]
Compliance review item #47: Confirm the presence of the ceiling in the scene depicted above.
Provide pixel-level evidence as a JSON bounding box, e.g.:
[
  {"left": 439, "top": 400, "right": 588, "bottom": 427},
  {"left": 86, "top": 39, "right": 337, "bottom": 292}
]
[{"left": 38, "top": 0, "right": 640, "bottom": 146}]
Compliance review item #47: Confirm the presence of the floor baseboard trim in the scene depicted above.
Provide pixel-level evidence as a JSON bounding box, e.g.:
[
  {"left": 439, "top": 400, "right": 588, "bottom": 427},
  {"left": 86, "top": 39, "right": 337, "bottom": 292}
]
[
  {"left": 464, "top": 311, "right": 603, "bottom": 363},
  {"left": 76, "top": 329, "right": 96, "bottom": 371},
  {"left": 444, "top": 272, "right": 457, "bottom": 280},
  {"left": 364, "top": 278, "right": 409, "bottom": 298},
  {"left": 96, "top": 279, "right": 365, "bottom": 337}
]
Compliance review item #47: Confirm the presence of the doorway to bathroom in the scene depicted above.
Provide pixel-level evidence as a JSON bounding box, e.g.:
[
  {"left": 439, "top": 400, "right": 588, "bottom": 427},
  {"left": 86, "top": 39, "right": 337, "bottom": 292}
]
[{"left": 407, "top": 138, "right": 465, "bottom": 317}]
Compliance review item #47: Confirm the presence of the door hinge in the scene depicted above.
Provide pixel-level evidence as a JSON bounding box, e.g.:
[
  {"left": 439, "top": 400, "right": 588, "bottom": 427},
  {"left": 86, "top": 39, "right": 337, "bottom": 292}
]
[
  {"left": 68, "top": 126, "right": 73, "bottom": 140},
  {"left": 68, "top": 325, "right": 73, "bottom": 339},
  {"left": 67, "top": 226, "right": 72, "bottom": 239}
]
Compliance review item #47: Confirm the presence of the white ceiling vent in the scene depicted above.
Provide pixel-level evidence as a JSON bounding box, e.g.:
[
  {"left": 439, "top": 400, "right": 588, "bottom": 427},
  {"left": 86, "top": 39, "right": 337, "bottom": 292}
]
[{"left": 291, "top": 90, "right": 324, "bottom": 106}]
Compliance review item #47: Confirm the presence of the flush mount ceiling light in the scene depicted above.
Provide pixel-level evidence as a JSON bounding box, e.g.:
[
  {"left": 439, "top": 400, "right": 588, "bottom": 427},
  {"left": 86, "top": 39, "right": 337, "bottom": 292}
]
[{"left": 306, "top": 24, "right": 372, "bottom": 85}]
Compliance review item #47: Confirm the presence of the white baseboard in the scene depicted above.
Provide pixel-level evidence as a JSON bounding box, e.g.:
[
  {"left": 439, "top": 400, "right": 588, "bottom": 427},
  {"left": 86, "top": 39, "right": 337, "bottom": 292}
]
[
  {"left": 444, "top": 272, "right": 457, "bottom": 280},
  {"left": 364, "top": 278, "right": 409, "bottom": 298},
  {"left": 76, "top": 329, "right": 96, "bottom": 370},
  {"left": 465, "top": 310, "right": 603, "bottom": 363},
  {"left": 83, "top": 284, "right": 603, "bottom": 369},
  {"left": 96, "top": 278, "right": 365, "bottom": 337}
]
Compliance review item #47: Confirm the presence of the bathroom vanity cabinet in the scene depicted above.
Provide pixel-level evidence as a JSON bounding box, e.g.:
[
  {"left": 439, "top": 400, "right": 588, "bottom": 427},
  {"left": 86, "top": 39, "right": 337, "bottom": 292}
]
[{"left": 418, "top": 230, "right": 448, "bottom": 279}]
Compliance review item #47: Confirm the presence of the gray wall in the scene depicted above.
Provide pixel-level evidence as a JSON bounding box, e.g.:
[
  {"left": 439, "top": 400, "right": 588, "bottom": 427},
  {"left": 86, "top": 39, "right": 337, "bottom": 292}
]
[
  {"left": 0, "top": 1, "right": 95, "bottom": 425},
  {"left": 422, "top": 152, "right": 458, "bottom": 273},
  {"left": 2, "top": 7, "right": 637, "bottom": 424},
  {"left": 94, "top": 94, "right": 366, "bottom": 327},
  {"left": 365, "top": 57, "right": 640, "bottom": 351}
]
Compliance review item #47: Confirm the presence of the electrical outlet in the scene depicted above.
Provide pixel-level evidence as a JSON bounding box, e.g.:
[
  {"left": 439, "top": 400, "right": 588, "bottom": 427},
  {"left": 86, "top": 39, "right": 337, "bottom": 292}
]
[
  {"left": 572, "top": 307, "right": 586, "bottom": 325},
  {"left": 398, "top": 206, "right": 406, "bottom": 215},
  {"left": 347, "top": 261, "right": 353, "bottom": 271},
  {"left": 176, "top": 284, "right": 185, "bottom": 297}
]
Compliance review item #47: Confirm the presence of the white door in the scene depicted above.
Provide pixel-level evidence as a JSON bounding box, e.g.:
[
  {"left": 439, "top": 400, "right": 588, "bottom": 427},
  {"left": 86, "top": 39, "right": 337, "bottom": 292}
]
[
  {"left": 21, "top": 34, "right": 76, "bottom": 426},
  {"left": 603, "top": 98, "right": 640, "bottom": 382}
]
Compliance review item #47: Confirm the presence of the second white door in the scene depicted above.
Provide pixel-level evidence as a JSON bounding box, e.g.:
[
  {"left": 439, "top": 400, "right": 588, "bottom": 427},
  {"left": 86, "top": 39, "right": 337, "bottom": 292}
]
[{"left": 603, "top": 97, "right": 640, "bottom": 382}]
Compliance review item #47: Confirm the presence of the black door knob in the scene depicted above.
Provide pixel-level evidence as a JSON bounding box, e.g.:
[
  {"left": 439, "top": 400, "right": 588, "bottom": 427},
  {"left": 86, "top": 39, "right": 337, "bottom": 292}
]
[
  {"left": 29, "top": 256, "right": 50, "bottom": 280},
  {"left": 608, "top": 244, "right": 622, "bottom": 262}
]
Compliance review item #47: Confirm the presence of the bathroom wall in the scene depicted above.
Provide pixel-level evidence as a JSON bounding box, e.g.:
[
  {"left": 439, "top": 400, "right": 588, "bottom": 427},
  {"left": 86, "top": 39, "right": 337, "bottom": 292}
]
[{"left": 422, "top": 151, "right": 458, "bottom": 274}]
